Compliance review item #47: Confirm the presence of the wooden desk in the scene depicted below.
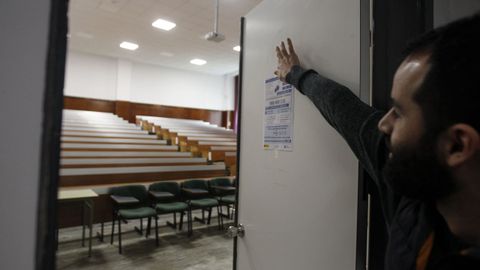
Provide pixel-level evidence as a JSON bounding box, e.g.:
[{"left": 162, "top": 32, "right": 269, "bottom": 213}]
[{"left": 58, "top": 189, "right": 98, "bottom": 257}]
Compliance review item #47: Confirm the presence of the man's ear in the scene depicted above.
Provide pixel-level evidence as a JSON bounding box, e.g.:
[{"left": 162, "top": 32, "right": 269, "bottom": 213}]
[{"left": 439, "top": 124, "right": 480, "bottom": 167}]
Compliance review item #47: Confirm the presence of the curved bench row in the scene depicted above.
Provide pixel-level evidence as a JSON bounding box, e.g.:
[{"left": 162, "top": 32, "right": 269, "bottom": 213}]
[{"left": 59, "top": 163, "right": 227, "bottom": 186}]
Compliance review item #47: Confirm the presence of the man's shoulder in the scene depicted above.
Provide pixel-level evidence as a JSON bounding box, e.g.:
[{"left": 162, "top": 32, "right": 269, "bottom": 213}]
[{"left": 391, "top": 198, "right": 430, "bottom": 234}]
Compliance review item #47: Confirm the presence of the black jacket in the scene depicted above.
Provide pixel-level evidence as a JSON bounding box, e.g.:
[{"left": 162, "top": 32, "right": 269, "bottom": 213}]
[{"left": 286, "top": 65, "right": 480, "bottom": 270}]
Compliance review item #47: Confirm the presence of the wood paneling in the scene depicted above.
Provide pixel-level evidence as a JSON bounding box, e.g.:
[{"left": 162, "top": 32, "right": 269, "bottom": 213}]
[
  {"left": 64, "top": 96, "right": 230, "bottom": 127},
  {"left": 224, "top": 156, "right": 237, "bottom": 166},
  {"left": 64, "top": 96, "right": 115, "bottom": 113},
  {"left": 60, "top": 170, "right": 228, "bottom": 186},
  {"left": 115, "top": 100, "right": 132, "bottom": 122},
  {"left": 222, "top": 111, "right": 229, "bottom": 128},
  {"left": 57, "top": 194, "right": 113, "bottom": 227},
  {"left": 129, "top": 102, "right": 224, "bottom": 126},
  {"left": 229, "top": 111, "right": 235, "bottom": 130}
]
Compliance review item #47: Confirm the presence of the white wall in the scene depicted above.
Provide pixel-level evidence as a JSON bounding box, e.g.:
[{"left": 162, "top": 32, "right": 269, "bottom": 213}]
[
  {"left": 64, "top": 51, "right": 117, "bottom": 100},
  {"left": 64, "top": 50, "right": 235, "bottom": 111},
  {"left": 223, "top": 72, "right": 237, "bottom": 111},
  {"left": 0, "top": 0, "right": 51, "bottom": 269},
  {"left": 129, "top": 61, "right": 228, "bottom": 110}
]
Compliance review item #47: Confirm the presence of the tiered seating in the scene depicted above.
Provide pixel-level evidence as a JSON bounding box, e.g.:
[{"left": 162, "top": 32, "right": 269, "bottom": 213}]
[
  {"left": 60, "top": 110, "right": 227, "bottom": 186},
  {"left": 136, "top": 116, "right": 237, "bottom": 175}
]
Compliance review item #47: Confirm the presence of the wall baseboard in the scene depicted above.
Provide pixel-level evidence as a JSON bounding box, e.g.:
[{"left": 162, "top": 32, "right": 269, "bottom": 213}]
[{"left": 64, "top": 96, "right": 231, "bottom": 127}]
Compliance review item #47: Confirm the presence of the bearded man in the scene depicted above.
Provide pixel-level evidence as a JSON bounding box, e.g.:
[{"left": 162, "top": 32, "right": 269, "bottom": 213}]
[{"left": 274, "top": 14, "right": 480, "bottom": 270}]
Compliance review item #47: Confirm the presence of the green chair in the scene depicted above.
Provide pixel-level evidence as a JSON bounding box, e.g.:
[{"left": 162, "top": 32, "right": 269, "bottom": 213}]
[
  {"left": 148, "top": 181, "right": 188, "bottom": 231},
  {"left": 209, "top": 178, "right": 236, "bottom": 221},
  {"left": 109, "top": 185, "right": 158, "bottom": 254},
  {"left": 181, "top": 179, "right": 222, "bottom": 236}
]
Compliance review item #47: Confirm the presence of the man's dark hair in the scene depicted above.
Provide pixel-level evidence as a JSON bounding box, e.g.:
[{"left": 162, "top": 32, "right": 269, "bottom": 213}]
[{"left": 403, "top": 12, "right": 480, "bottom": 133}]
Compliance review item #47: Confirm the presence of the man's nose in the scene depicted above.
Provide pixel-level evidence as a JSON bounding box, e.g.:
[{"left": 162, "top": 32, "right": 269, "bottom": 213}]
[{"left": 378, "top": 109, "right": 394, "bottom": 135}]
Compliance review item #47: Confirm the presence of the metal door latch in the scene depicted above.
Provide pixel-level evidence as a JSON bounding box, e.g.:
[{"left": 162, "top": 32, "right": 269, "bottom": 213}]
[{"left": 227, "top": 224, "right": 245, "bottom": 238}]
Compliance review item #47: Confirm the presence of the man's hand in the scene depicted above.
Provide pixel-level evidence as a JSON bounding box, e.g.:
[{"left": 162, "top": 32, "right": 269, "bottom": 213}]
[{"left": 274, "top": 38, "right": 300, "bottom": 82}]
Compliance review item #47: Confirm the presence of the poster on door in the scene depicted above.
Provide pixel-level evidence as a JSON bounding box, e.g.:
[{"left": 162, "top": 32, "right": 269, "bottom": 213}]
[{"left": 263, "top": 77, "right": 294, "bottom": 151}]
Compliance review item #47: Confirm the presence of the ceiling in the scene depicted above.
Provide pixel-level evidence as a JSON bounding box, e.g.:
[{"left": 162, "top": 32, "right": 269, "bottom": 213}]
[{"left": 68, "top": 0, "right": 262, "bottom": 75}]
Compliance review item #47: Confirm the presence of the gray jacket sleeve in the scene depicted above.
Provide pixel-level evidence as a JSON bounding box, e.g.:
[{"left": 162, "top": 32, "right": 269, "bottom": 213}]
[{"left": 286, "top": 65, "right": 399, "bottom": 225}]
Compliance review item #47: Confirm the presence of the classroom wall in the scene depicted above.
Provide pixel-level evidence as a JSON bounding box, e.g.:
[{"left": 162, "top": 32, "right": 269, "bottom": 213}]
[
  {"left": 64, "top": 51, "right": 117, "bottom": 100},
  {"left": 0, "top": 0, "right": 51, "bottom": 269},
  {"left": 129, "top": 61, "right": 226, "bottom": 110},
  {"left": 64, "top": 51, "right": 235, "bottom": 111}
]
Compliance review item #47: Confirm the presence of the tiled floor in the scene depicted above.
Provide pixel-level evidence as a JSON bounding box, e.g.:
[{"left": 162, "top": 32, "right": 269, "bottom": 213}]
[{"left": 56, "top": 213, "right": 234, "bottom": 270}]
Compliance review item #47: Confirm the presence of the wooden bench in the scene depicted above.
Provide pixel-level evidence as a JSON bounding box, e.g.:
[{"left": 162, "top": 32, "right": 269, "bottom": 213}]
[
  {"left": 61, "top": 151, "right": 193, "bottom": 159},
  {"left": 62, "top": 131, "right": 158, "bottom": 140},
  {"left": 164, "top": 128, "right": 234, "bottom": 142},
  {"left": 62, "top": 123, "right": 140, "bottom": 130},
  {"left": 62, "top": 127, "right": 149, "bottom": 134},
  {"left": 59, "top": 163, "right": 228, "bottom": 186},
  {"left": 60, "top": 157, "right": 208, "bottom": 168},
  {"left": 199, "top": 146, "right": 238, "bottom": 161},
  {"left": 162, "top": 130, "right": 231, "bottom": 142},
  {"left": 61, "top": 136, "right": 167, "bottom": 145},
  {"left": 61, "top": 143, "right": 178, "bottom": 152},
  {"left": 188, "top": 141, "right": 237, "bottom": 153},
  {"left": 224, "top": 152, "right": 237, "bottom": 166}
]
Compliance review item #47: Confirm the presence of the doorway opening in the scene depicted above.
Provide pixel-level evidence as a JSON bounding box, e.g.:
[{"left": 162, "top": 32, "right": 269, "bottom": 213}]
[{"left": 37, "top": 0, "right": 260, "bottom": 269}]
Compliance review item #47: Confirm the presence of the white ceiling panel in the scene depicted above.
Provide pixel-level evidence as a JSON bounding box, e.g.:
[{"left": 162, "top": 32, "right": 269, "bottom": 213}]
[{"left": 68, "top": 0, "right": 262, "bottom": 75}]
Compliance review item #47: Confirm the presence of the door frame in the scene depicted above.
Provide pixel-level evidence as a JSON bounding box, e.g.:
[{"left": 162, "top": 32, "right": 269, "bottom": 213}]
[
  {"left": 36, "top": 0, "right": 69, "bottom": 269},
  {"left": 368, "top": 0, "right": 433, "bottom": 269},
  {"left": 232, "top": 16, "right": 246, "bottom": 270}
]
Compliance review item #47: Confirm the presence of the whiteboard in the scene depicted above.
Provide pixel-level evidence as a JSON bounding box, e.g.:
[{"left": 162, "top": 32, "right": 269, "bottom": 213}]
[{"left": 236, "top": 0, "right": 365, "bottom": 269}]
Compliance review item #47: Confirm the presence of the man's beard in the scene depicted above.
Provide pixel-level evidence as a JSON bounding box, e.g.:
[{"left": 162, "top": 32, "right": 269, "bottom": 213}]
[{"left": 382, "top": 131, "right": 456, "bottom": 202}]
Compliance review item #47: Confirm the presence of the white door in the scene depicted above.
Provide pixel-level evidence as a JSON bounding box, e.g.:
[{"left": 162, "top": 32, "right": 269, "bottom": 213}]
[{"left": 236, "top": 0, "right": 367, "bottom": 269}]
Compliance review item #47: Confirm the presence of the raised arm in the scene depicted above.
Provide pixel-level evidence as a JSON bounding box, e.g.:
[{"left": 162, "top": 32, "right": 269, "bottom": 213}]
[
  {"left": 275, "top": 39, "right": 384, "bottom": 179},
  {"left": 275, "top": 39, "right": 399, "bottom": 223}
]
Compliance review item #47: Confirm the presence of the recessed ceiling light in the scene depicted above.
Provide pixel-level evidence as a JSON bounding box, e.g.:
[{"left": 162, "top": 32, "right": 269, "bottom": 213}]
[
  {"left": 152, "top": 18, "right": 176, "bottom": 31},
  {"left": 190, "top": 59, "right": 207, "bottom": 66},
  {"left": 233, "top": 45, "right": 241, "bottom": 52},
  {"left": 119, "top": 41, "right": 139, "bottom": 51}
]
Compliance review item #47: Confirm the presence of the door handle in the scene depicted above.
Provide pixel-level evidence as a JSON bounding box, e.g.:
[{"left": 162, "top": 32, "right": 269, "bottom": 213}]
[{"left": 227, "top": 224, "right": 245, "bottom": 238}]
